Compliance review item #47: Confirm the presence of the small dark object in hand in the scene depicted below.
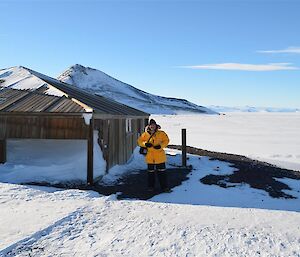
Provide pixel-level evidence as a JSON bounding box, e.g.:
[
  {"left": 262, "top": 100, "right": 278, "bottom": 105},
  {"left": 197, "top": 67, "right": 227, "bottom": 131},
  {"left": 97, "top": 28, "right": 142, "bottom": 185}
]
[
  {"left": 139, "top": 147, "right": 147, "bottom": 155},
  {"left": 154, "top": 145, "right": 161, "bottom": 149},
  {"left": 145, "top": 142, "right": 153, "bottom": 148}
]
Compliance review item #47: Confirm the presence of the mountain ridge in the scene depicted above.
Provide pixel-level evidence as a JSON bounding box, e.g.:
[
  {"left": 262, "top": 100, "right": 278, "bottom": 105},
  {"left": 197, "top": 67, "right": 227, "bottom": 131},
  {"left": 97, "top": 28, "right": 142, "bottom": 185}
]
[
  {"left": 57, "top": 64, "right": 217, "bottom": 115},
  {"left": 209, "top": 105, "right": 300, "bottom": 113}
]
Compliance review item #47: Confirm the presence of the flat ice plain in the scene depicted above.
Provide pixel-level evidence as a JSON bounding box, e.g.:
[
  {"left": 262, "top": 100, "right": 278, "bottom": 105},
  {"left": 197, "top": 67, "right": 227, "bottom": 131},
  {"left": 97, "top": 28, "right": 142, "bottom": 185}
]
[{"left": 152, "top": 112, "right": 300, "bottom": 171}]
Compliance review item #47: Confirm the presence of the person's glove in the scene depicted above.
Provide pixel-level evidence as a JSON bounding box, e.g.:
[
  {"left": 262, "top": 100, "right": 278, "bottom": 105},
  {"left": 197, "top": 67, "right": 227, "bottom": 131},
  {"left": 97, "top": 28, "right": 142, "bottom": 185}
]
[
  {"left": 154, "top": 145, "right": 161, "bottom": 149},
  {"left": 145, "top": 142, "right": 153, "bottom": 148}
]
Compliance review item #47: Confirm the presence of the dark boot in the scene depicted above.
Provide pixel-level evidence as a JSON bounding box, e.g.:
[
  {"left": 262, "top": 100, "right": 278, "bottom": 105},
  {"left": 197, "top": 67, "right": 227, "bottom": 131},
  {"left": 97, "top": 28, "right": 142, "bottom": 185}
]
[
  {"left": 147, "top": 171, "right": 155, "bottom": 189},
  {"left": 157, "top": 170, "right": 168, "bottom": 191}
]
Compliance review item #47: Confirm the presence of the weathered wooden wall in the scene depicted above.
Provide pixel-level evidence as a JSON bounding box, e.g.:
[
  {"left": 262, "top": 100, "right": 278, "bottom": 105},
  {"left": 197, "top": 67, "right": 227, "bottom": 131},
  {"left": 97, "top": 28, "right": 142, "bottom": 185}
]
[
  {"left": 94, "top": 117, "right": 147, "bottom": 170},
  {"left": 0, "top": 140, "right": 6, "bottom": 163},
  {"left": 0, "top": 115, "right": 89, "bottom": 140},
  {"left": 0, "top": 114, "right": 148, "bottom": 172}
]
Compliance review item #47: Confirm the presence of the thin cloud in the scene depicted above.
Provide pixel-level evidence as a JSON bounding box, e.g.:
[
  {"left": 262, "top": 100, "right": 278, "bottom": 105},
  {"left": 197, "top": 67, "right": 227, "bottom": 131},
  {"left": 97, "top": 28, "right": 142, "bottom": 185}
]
[
  {"left": 180, "top": 63, "right": 299, "bottom": 71},
  {"left": 258, "top": 46, "right": 300, "bottom": 54}
]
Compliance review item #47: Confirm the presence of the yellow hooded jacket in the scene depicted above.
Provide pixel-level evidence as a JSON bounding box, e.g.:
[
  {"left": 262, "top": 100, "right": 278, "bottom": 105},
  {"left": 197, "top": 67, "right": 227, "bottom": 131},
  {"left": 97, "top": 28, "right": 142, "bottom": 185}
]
[{"left": 138, "top": 129, "right": 170, "bottom": 164}]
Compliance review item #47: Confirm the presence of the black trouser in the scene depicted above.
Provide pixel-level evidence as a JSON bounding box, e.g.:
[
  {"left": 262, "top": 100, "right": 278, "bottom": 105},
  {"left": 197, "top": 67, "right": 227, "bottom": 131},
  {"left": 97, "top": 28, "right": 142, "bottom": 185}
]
[{"left": 147, "top": 163, "right": 167, "bottom": 189}]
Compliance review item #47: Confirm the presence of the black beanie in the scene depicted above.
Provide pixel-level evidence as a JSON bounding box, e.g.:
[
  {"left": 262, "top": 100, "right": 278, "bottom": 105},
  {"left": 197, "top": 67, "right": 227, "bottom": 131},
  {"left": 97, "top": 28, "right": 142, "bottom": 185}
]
[{"left": 149, "top": 119, "right": 156, "bottom": 125}]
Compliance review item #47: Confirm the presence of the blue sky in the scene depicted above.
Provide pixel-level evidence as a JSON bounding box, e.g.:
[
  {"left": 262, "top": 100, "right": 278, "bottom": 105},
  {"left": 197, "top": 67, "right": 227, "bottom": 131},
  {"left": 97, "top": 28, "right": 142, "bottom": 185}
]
[{"left": 1, "top": 0, "right": 300, "bottom": 108}]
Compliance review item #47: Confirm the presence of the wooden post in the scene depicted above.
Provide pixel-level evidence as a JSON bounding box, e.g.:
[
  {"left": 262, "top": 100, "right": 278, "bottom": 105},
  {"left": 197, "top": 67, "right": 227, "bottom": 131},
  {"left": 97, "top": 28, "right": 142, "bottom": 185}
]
[
  {"left": 144, "top": 118, "right": 149, "bottom": 128},
  {"left": 0, "top": 139, "right": 6, "bottom": 164},
  {"left": 87, "top": 118, "right": 94, "bottom": 185},
  {"left": 182, "top": 128, "right": 187, "bottom": 167}
]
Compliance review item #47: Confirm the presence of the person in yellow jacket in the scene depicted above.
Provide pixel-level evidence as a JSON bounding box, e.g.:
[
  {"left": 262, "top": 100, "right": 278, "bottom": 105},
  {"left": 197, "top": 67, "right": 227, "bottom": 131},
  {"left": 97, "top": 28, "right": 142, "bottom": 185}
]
[{"left": 137, "top": 119, "right": 170, "bottom": 192}]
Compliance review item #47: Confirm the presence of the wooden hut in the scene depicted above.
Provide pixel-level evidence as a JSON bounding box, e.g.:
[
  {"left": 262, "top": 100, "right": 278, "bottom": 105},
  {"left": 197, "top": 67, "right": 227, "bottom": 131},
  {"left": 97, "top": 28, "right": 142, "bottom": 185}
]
[{"left": 0, "top": 67, "right": 149, "bottom": 184}]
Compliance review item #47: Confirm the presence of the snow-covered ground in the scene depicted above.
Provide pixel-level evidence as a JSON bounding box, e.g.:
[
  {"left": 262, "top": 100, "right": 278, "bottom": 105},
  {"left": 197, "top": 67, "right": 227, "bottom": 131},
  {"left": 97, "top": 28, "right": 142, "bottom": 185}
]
[
  {"left": 0, "top": 183, "right": 99, "bottom": 251},
  {"left": 1, "top": 156, "right": 300, "bottom": 256},
  {"left": 1, "top": 113, "right": 300, "bottom": 256},
  {"left": 1, "top": 150, "right": 300, "bottom": 257},
  {"left": 154, "top": 150, "right": 300, "bottom": 211},
  {"left": 152, "top": 113, "right": 300, "bottom": 171}
]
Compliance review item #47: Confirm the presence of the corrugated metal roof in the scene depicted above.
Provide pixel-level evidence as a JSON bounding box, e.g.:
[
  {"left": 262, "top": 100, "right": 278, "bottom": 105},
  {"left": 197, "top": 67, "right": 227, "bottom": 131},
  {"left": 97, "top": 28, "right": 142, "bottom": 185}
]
[
  {"left": 25, "top": 68, "right": 149, "bottom": 116},
  {"left": 0, "top": 88, "right": 85, "bottom": 113},
  {"left": 0, "top": 89, "right": 29, "bottom": 110}
]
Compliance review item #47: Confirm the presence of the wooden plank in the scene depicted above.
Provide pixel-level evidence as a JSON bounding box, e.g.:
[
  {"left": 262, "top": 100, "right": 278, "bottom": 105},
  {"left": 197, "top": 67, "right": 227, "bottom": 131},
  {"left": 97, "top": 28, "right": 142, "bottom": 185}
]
[
  {"left": 144, "top": 118, "right": 149, "bottom": 128},
  {"left": 1, "top": 115, "right": 88, "bottom": 140},
  {"left": 109, "top": 119, "right": 114, "bottom": 169},
  {"left": 122, "top": 119, "right": 127, "bottom": 164},
  {"left": 103, "top": 120, "right": 110, "bottom": 173},
  {"left": 182, "top": 128, "right": 187, "bottom": 167},
  {"left": 111, "top": 119, "right": 116, "bottom": 168},
  {"left": 87, "top": 118, "right": 94, "bottom": 185},
  {"left": 0, "top": 112, "right": 84, "bottom": 117},
  {"left": 116, "top": 119, "right": 121, "bottom": 164},
  {"left": 132, "top": 119, "right": 137, "bottom": 152},
  {"left": 93, "top": 114, "right": 149, "bottom": 120},
  {"left": 0, "top": 139, "right": 6, "bottom": 163},
  {"left": 118, "top": 119, "right": 123, "bottom": 164},
  {"left": 0, "top": 117, "right": 7, "bottom": 138}
]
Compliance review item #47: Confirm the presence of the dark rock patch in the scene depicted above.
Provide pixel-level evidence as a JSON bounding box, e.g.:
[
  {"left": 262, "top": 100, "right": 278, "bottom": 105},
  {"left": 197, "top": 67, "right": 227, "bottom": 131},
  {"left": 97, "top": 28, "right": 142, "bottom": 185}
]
[
  {"left": 94, "top": 167, "right": 192, "bottom": 200},
  {"left": 24, "top": 167, "right": 192, "bottom": 200},
  {"left": 169, "top": 145, "right": 300, "bottom": 199}
]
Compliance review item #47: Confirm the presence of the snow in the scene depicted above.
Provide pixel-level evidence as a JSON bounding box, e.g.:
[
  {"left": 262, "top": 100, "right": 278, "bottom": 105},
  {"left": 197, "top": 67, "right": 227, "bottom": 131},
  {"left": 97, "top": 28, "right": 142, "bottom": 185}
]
[
  {"left": 210, "top": 105, "right": 300, "bottom": 113},
  {"left": 152, "top": 113, "right": 300, "bottom": 171},
  {"left": 101, "top": 147, "right": 146, "bottom": 185},
  {"left": 1, "top": 114, "right": 300, "bottom": 255},
  {"left": 0, "top": 132, "right": 106, "bottom": 184},
  {"left": 58, "top": 64, "right": 217, "bottom": 115},
  {"left": 0, "top": 67, "right": 65, "bottom": 97},
  {"left": 0, "top": 67, "right": 41, "bottom": 90},
  {"left": 44, "top": 85, "right": 66, "bottom": 97},
  {"left": 1, "top": 68, "right": 300, "bottom": 256},
  {"left": 1, "top": 65, "right": 217, "bottom": 115},
  {"left": 82, "top": 113, "right": 93, "bottom": 125},
  {"left": 152, "top": 151, "right": 300, "bottom": 212},
  {"left": 0, "top": 183, "right": 100, "bottom": 251},
  {"left": 1, "top": 170, "right": 300, "bottom": 256},
  {"left": 58, "top": 64, "right": 147, "bottom": 101}
]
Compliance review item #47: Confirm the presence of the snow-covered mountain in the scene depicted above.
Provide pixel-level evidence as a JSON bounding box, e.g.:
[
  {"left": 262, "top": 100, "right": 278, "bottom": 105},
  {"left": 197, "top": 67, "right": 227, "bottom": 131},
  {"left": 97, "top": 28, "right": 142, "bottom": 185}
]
[
  {"left": 57, "top": 64, "right": 217, "bottom": 115},
  {"left": 0, "top": 66, "right": 65, "bottom": 97},
  {"left": 209, "top": 105, "right": 300, "bottom": 113}
]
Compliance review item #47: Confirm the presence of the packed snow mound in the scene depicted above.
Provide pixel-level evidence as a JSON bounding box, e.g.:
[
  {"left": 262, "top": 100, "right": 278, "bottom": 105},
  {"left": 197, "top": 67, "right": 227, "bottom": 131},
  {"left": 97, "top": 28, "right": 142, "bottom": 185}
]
[
  {"left": 1, "top": 182, "right": 300, "bottom": 256},
  {"left": 58, "top": 64, "right": 217, "bottom": 115},
  {"left": 0, "top": 132, "right": 106, "bottom": 184},
  {"left": 210, "top": 105, "right": 300, "bottom": 113}
]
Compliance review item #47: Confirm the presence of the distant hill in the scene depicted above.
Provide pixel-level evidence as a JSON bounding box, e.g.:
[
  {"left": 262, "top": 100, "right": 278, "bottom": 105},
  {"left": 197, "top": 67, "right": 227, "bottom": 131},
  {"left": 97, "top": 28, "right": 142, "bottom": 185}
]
[
  {"left": 57, "top": 64, "right": 217, "bottom": 115},
  {"left": 209, "top": 105, "right": 300, "bottom": 113}
]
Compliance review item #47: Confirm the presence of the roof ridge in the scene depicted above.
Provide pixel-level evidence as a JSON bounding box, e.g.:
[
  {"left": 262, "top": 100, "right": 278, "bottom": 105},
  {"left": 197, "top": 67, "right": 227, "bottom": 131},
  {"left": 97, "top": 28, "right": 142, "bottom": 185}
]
[{"left": 22, "top": 67, "right": 149, "bottom": 116}]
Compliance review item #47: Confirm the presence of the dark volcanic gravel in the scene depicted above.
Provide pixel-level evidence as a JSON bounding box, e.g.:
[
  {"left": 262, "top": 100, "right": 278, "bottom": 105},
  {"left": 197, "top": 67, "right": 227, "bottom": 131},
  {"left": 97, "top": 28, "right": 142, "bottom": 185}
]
[
  {"left": 168, "top": 145, "right": 300, "bottom": 199},
  {"left": 24, "top": 167, "right": 192, "bottom": 200},
  {"left": 94, "top": 167, "right": 192, "bottom": 200}
]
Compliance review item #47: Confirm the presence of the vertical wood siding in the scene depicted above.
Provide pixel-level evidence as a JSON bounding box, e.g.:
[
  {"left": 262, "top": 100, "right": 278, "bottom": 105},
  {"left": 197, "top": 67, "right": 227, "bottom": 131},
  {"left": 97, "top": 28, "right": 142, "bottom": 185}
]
[
  {"left": 0, "top": 115, "right": 149, "bottom": 172},
  {"left": 94, "top": 117, "right": 147, "bottom": 171},
  {"left": 0, "top": 115, "right": 89, "bottom": 140}
]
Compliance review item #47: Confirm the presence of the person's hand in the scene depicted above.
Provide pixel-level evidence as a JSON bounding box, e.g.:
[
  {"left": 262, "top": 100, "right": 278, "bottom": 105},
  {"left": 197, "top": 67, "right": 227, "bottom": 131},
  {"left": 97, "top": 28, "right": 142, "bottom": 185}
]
[
  {"left": 154, "top": 145, "right": 161, "bottom": 149},
  {"left": 145, "top": 142, "right": 153, "bottom": 148}
]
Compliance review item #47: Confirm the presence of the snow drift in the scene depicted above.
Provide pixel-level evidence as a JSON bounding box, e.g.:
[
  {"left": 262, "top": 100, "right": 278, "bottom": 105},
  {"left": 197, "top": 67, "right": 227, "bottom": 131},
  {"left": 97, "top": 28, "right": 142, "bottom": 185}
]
[{"left": 0, "top": 131, "right": 106, "bottom": 184}]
